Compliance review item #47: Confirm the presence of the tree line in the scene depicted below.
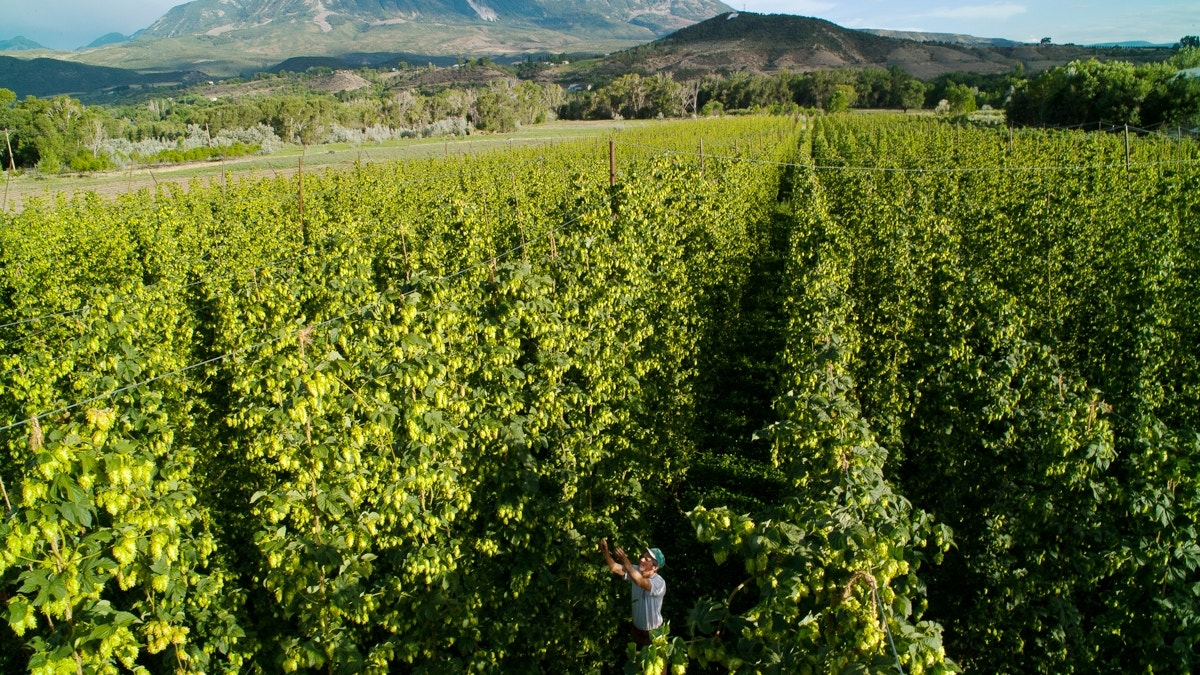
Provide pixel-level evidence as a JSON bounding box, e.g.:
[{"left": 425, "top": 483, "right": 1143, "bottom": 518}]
[{"left": 1006, "top": 47, "right": 1200, "bottom": 128}]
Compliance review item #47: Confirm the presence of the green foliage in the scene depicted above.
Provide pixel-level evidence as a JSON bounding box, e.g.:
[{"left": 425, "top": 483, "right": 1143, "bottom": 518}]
[
  {"left": 0, "top": 117, "right": 802, "bottom": 672},
  {"left": 824, "top": 84, "right": 858, "bottom": 113},
  {"left": 0, "top": 95, "right": 115, "bottom": 173},
  {"left": 590, "top": 73, "right": 684, "bottom": 119},
  {"left": 802, "top": 114, "right": 1200, "bottom": 672},
  {"left": 1006, "top": 57, "right": 1194, "bottom": 127},
  {"left": 0, "top": 285, "right": 243, "bottom": 673},
  {"left": 626, "top": 623, "right": 686, "bottom": 675},
  {"left": 940, "top": 82, "right": 977, "bottom": 115},
  {"left": 471, "top": 91, "right": 519, "bottom": 132},
  {"left": 682, "top": 153, "right": 955, "bottom": 674},
  {"left": 1, "top": 114, "right": 1197, "bottom": 674},
  {"left": 564, "top": 68, "right": 934, "bottom": 121},
  {"left": 68, "top": 150, "right": 113, "bottom": 172},
  {"left": 135, "top": 142, "right": 258, "bottom": 166},
  {"left": 853, "top": 67, "right": 928, "bottom": 111},
  {"left": 1169, "top": 45, "right": 1200, "bottom": 69},
  {"left": 34, "top": 149, "right": 62, "bottom": 175},
  {"left": 898, "top": 79, "right": 928, "bottom": 112}
]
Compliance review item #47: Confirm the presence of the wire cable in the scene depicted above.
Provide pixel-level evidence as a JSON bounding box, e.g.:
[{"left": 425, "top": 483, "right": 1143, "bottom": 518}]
[{"left": 0, "top": 307, "right": 89, "bottom": 331}]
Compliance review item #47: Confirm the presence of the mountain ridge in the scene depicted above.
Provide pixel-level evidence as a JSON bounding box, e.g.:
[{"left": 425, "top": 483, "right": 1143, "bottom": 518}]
[
  {"left": 45, "top": 0, "right": 729, "bottom": 75},
  {"left": 0, "top": 55, "right": 210, "bottom": 98},
  {"left": 85, "top": 33, "right": 136, "bottom": 50},
  {"left": 597, "top": 13, "right": 1172, "bottom": 80},
  {"left": 138, "top": 0, "right": 732, "bottom": 39}
]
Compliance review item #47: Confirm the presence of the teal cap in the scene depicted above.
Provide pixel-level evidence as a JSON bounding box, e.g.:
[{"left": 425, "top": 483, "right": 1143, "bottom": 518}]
[{"left": 647, "top": 547, "right": 665, "bottom": 569}]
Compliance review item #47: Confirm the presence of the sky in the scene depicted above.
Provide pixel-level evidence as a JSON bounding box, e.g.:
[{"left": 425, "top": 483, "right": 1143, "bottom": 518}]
[{"left": 2, "top": 0, "right": 1198, "bottom": 51}]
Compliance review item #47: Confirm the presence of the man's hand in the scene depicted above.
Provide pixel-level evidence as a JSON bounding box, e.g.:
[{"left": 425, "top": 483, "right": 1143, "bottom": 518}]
[
  {"left": 615, "top": 546, "right": 652, "bottom": 591},
  {"left": 601, "top": 538, "right": 623, "bottom": 575},
  {"left": 613, "top": 546, "right": 629, "bottom": 566}
]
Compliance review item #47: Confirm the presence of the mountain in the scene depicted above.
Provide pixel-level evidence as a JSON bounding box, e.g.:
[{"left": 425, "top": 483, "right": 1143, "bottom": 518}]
[
  {"left": 587, "top": 12, "right": 1173, "bottom": 80},
  {"left": 85, "top": 33, "right": 134, "bottom": 49},
  {"left": 66, "top": 0, "right": 733, "bottom": 75},
  {"left": 0, "top": 36, "right": 47, "bottom": 51},
  {"left": 1089, "top": 41, "right": 1176, "bottom": 48},
  {"left": 860, "top": 29, "right": 1022, "bottom": 48},
  {"left": 141, "top": 0, "right": 729, "bottom": 39}
]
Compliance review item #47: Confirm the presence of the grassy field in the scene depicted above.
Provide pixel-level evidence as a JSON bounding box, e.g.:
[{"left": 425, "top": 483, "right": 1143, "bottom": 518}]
[{"left": 0, "top": 119, "right": 653, "bottom": 213}]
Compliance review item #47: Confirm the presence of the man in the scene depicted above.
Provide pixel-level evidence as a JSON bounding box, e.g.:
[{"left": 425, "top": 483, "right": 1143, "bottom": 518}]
[{"left": 600, "top": 539, "right": 666, "bottom": 648}]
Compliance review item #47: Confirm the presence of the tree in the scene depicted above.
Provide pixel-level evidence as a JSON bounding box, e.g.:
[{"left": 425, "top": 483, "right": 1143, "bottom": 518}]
[
  {"left": 942, "top": 82, "right": 977, "bottom": 115},
  {"left": 471, "top": 90, "right": 518, "bottom": 132},
  {"left": 512, "top": 81, "right": 544, "bottom": 125},
  {"left": 0, "top": 88, "right": 16, "bottom": 172},
  {"left": 1171, "top": 45, "right": 1200, "bottom": 70},
  {"left": 262, "top": 95, "right": 335, "bottom": 145},
  {"left": 1142, "top": 67, "right": 1200, "bottom": 127},
  {"left": 679, "top": 79, "right": 701, "bottom": 116},
  {"left": 79, "top": 109, "right": 109, "bottom": 158},
  {"left": 899, "top": 79, "right": 928, "bottom": 112},
  {"left": 1006, "top": 58, "right": 1164, "bottom": 127},
  {"left": 1181, "top": 35, "right": 1200, "bottom": 49},
  {"left": 644, "top": 74, "right": 682, "bottom": 118},
  {"left": 809, "top": 70, "right": 858, "bottom": 111},
  {"left": 854, "top": 68, "right": 892, "bottom": 109},
  {"left": 824, "top": 84, "right": 857, "bottom": 113},
  {"left": 539, "top": 83, "right": 566, "bottom": 119},
  {"left": 604, "top": 73, "right": 647, "bottom": 119}
]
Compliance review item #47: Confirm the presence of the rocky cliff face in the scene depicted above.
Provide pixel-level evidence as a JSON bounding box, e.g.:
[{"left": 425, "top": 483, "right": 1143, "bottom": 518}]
[{"left": 140, "top": 0, "right": 734, "bottom": 41}]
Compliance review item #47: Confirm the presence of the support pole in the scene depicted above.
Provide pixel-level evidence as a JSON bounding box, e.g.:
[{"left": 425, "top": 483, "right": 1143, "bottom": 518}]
[
  {"left": 1124, "top": 123, "right": 1130, "bottom": 174},
  {"left": 298, "top": 151, "right": 305, "bottom": 245},
  {"left": 609, "top": 138, "right": 615, "bottom": 187},
  {"left": 2, "top": 128, "right": 13, "bottom": 212},
  {"left": 3, "top": 128, "right": 14, "bottom": 172}
]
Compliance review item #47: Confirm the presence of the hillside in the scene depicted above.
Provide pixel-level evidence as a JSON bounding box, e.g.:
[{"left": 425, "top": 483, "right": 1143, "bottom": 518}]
[
  {"left": 85, "top": 33, "right": 134, "bottom": 49},
  {"left": 587, "top": 12, "right": 1173, "bottom": 80},
  {"left": 0, "top": 56, "right": 209, "bottom": 99}
]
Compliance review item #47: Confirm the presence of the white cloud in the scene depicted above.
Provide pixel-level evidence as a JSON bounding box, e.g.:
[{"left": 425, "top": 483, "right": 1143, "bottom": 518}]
[{"left": 927, "top": 4, "right": 1028, "bottom": 21}]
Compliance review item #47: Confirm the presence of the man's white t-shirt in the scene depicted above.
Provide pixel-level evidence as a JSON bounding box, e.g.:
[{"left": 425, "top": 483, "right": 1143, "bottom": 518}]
[{"left": 625, "top": 572, "right": 666, "bottom": 630}]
